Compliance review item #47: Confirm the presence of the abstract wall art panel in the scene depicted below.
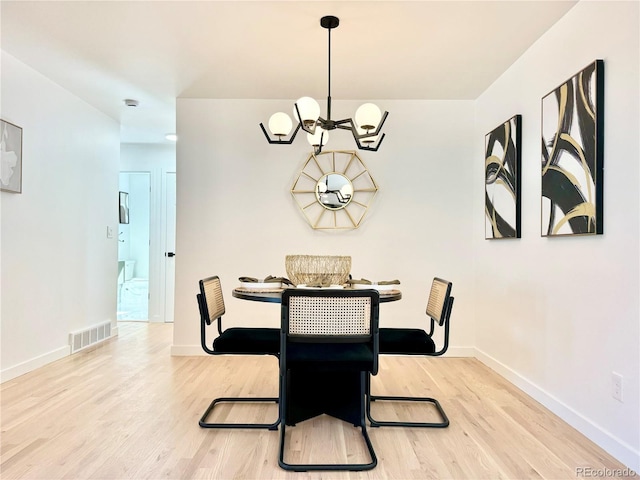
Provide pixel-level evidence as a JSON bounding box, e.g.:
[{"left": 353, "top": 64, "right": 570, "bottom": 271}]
[
  {"left": 541, "top": 60, "right": 604, "bottom": 236},
  {"left": 485, "top": 114, "right": 521, "bottom": 239}
]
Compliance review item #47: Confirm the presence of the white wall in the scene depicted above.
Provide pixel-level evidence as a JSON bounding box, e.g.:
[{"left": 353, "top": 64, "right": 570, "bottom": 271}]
[
  {"left": 474, "top": 1, "right": 639, "bottom": 470},
  {"left": 0, "top": 52, "right": 120, "bottom": 381},
  {"left": 173, "top": 98, "right": 476, "bottom": 353},
  {"left": 120, "top": 143, "right": 176, "bottom": 322}
]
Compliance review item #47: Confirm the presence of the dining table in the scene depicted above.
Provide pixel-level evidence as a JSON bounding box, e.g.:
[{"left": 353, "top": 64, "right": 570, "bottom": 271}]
[
  {"left": 231, "top": 286, "right": 402, "bottom": 303},
  {"left": 232, "top": 284, "right": 400, "bottom": 470},
  {"left": 230, "top": 283, "right": 403, "bottom": 470}
]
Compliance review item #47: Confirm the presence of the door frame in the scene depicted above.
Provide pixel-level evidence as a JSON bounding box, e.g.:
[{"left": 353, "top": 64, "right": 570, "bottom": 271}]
[
  {"left": 119, "top": 144, "right": 176, "bottom": 324},
  {"left": 161, "top": 171, "right": 176, "bottom": 323},
  {"left": 117, "top": 171, "right": 151, "bottom": 321},
  {"left": 119, "top": 168, "right": 176, "bottom": 323}
]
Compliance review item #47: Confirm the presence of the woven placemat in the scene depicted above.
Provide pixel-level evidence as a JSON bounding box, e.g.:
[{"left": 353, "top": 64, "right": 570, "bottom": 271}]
[
  {"left": 234, "top": 286, "right": 399, "bottom": 295},
  {"left": 234, "top": 287, "right": 285, "bottom": 293},
  {"left": 342, "top": 288, "right": 401, "bottom": 296},
  {"left": 379, "top": 289, "right": 401, "bottom": 296}
]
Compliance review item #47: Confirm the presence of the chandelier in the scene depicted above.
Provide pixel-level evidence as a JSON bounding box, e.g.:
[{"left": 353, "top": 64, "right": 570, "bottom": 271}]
[{"left": 260, "top": 15, "right": 388, "bottom": 155}]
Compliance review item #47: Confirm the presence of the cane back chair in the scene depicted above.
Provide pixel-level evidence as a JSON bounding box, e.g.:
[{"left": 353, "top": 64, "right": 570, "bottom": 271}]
[
  {"left": 367, "top": 276, "right": 454, "bottom": 428},
  {"left": 197, "top": 275, "right": 280, "bottom": 430},
  {"left": 279, "top": 288, "right": 380, "bottom": 471}
]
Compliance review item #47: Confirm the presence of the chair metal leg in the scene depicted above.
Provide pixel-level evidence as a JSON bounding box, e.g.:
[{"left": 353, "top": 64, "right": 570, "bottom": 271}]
[
  {"left": 366, "top": 376, "right": 449, "bottom": 428},
  {"left": 199, "top": 396, "right": 280, "bottom": 430},
  {"left": 278, "top": 373, "right": 377, "bottom": 471},
  {"left": 278, "top": 420, "right": 377, "bottom": 472}
]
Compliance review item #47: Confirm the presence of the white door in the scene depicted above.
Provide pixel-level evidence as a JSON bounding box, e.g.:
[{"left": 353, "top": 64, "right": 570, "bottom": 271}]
[{"left": 164, "top": 172, "right": 177, "bottom": 323}]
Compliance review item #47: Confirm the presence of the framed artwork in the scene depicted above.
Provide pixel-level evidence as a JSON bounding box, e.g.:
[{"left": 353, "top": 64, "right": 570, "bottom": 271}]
[
  {"left": 0, "top": 119, "right": 23, "bottom": 193},
  {"left": 485, "top": 114, "right": 521, "bottom": 239},
  {"left": 119, "top": 191, "right": 130, "bottom": 224},
  {"left": 541, "top": 60, "right": 604, "bottom": 236}
]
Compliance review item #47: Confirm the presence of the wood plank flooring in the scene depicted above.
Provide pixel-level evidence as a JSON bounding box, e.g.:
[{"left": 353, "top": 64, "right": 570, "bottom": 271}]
[{"left": 0, "top": 322, "right": 629, "bottom": 479}]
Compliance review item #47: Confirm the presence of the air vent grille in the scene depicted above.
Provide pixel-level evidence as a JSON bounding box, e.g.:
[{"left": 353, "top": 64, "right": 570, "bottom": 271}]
[{"left": 69, "top": 321, "right": 112, "bottom": 354}]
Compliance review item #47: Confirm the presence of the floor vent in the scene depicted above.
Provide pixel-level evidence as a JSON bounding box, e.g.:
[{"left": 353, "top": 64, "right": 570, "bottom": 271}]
[{"left": 69, "top": 321, "right": 112, "bottom": 354}]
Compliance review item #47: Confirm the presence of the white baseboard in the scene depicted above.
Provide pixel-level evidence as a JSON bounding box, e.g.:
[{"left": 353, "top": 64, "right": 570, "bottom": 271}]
[
  {"left": 0, "top": 345, "right": 70, "bottom": 383},
  {"left": 475, "top": 348, "right": 640, "bottom": 473}
]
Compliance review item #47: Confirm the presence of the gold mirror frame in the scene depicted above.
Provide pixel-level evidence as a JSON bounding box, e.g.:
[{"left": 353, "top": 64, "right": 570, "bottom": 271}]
[{"left": 291, "top": 151, "right": 379, "bottom": 229}]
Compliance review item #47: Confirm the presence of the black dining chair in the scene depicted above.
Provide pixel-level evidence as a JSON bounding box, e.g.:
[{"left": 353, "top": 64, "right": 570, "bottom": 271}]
[
  {"left": 366, "top": 276, "right": 454, "bottom": 428},
  {"left": 197, "top": 275, "right": 280, "bottom": 430},
  {"left": 278, "top": 288, "right": 380, "bottom": 471}
]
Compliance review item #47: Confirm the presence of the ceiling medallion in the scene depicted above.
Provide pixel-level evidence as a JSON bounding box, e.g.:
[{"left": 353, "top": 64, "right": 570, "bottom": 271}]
[{"left": 291, "top": 150, "right": 379, "bottom": 230}]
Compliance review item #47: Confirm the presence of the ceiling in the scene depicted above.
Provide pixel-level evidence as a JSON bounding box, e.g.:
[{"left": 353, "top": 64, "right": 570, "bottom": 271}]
[{"left": 1, "top": 0, "right": 578, "bottom": 144}]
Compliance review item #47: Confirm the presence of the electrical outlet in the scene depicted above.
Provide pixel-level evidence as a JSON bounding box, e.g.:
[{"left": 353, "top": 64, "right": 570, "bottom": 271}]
[{"left": 612, "top": 372, "right": 623, "bottom": 402}]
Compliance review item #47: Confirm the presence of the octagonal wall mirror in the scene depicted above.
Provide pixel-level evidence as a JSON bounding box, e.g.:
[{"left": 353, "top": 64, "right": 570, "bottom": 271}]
[{"left": 291, "top": 151, "right": 379, "bottom": 230}]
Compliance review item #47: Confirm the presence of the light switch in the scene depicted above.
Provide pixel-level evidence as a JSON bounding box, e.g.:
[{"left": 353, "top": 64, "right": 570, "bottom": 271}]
[{"left": 106, "top": 226, "right": 114, "bottom": 238}]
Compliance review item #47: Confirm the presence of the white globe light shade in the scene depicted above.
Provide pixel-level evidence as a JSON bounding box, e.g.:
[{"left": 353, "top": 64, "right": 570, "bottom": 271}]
[
  {"left": 294, "top": 97, "right": 321, "bottom": 127},
  {"left": 355, "top": 103, "right": 382, "bottom": 131},
  {"left": 268, "top": 112, "right": 293, "bottom": 137},
  {"left": 307, "top": 128, "right": 329, "bottom": 148}
]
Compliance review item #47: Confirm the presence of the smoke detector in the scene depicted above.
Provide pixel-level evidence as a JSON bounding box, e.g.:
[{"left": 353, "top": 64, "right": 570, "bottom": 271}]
[{"left": 123, "top": 99, "right": 139, "bottom": 107}]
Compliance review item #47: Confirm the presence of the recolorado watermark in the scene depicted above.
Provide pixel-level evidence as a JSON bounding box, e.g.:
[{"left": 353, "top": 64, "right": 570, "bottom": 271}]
[{"left": 576, "top": 467, "right": 637, "bottom": 478}]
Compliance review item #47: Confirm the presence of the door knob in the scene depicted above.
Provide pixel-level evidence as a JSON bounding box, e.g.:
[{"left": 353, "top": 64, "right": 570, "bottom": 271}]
[{"left": 166, "top": 252, "right": 176, "bottom": 257}]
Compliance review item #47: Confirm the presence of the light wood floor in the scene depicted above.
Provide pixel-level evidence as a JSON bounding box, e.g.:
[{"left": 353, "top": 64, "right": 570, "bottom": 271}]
[{"left": 1, "top": 322, "right": 628, "bottom": 479}]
